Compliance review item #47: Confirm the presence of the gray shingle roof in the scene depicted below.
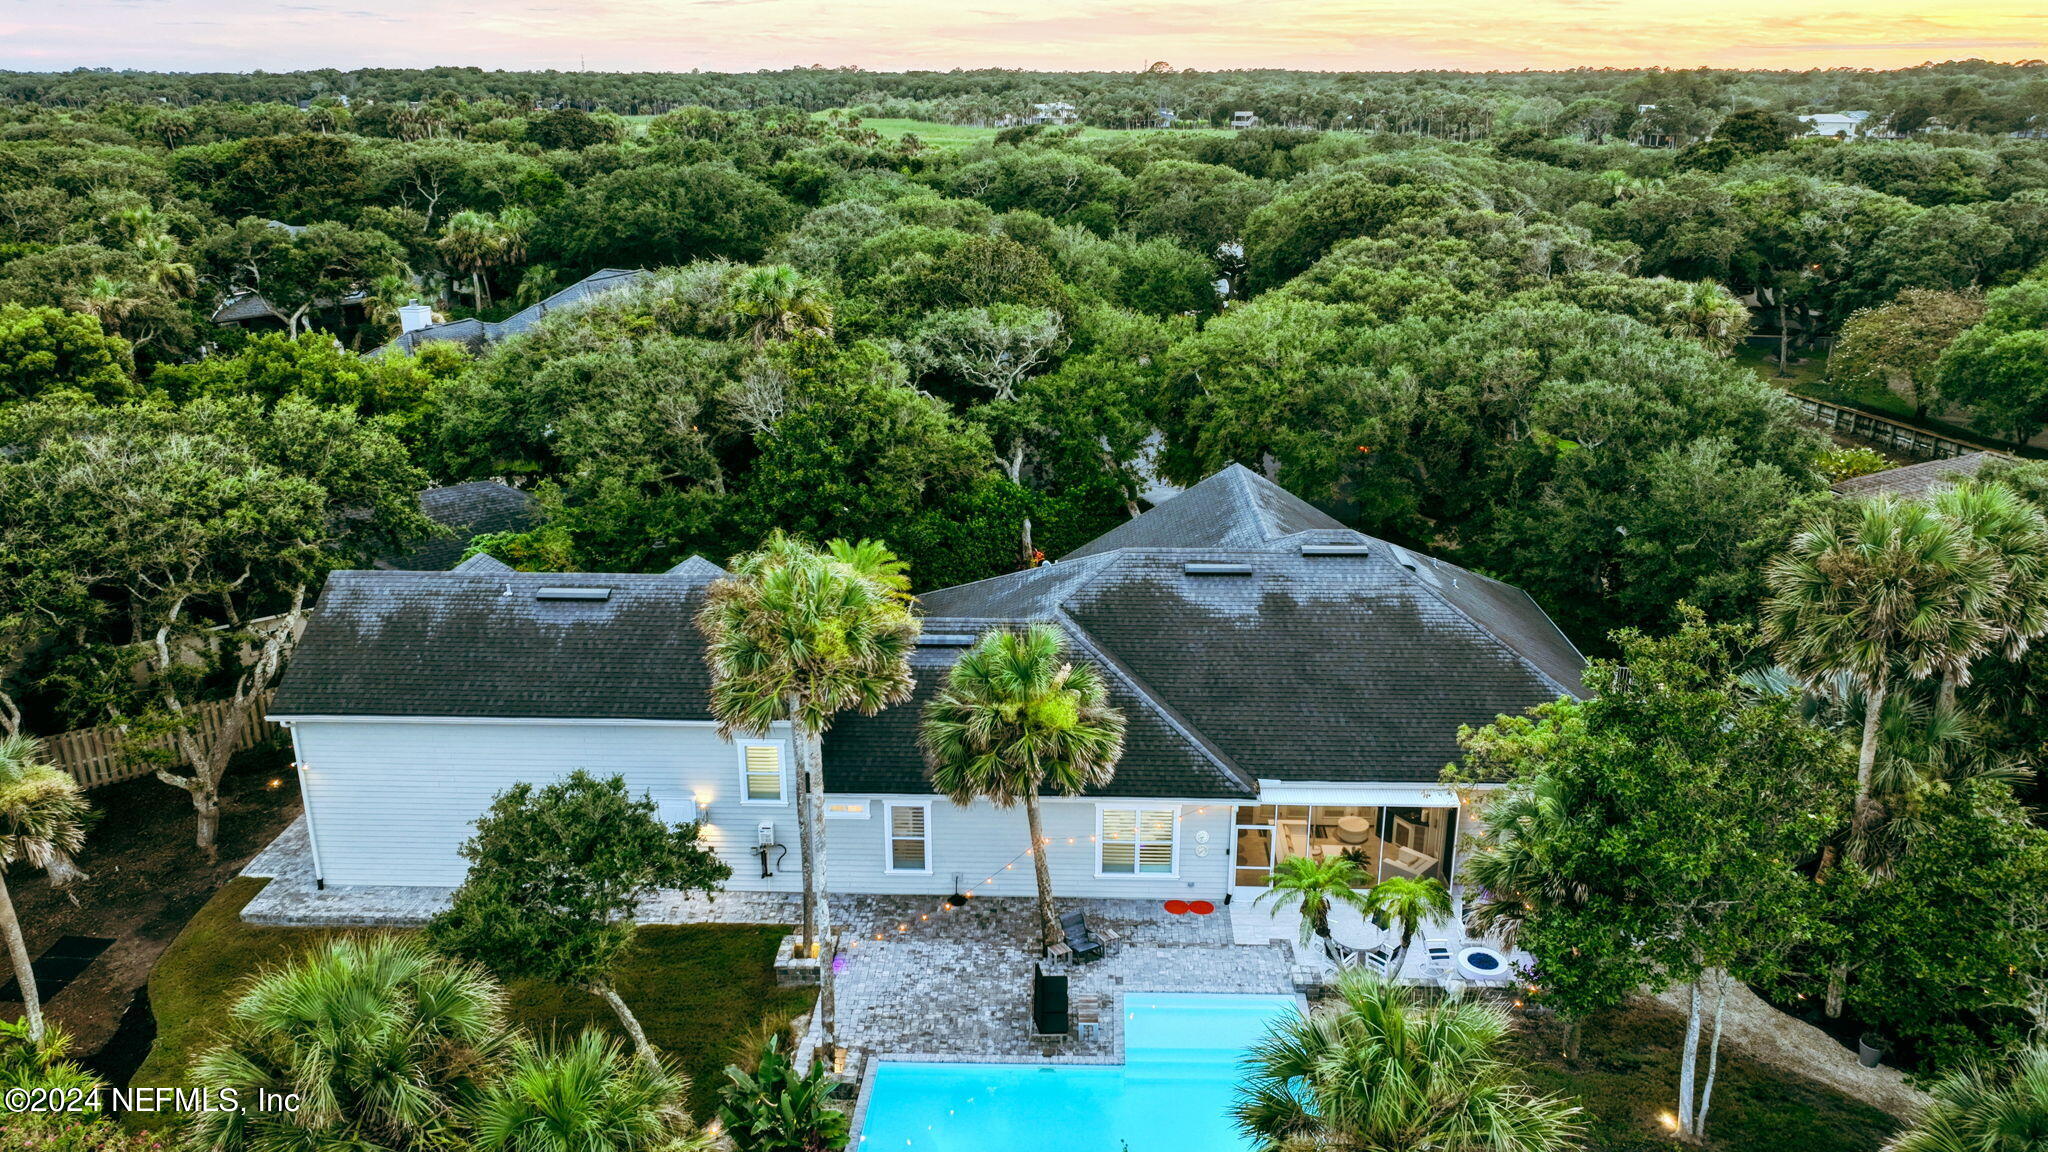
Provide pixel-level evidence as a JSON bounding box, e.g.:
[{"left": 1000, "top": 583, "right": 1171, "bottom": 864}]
[
  {"left": 822, "top": 627, "right": 1255, "bottom": 800},
  {"left": 376, "top": 482, "right": 541, "bottom": 571},
  {"left": 272, "top": 566, "right": 725, "bottom": 721},
  {"left": 277, "top": 466, "right": 1585, "bottom": 797},
  {"left": 1062, "top": 464, "right": 1343, "bottom": 559},
  {"left": 1831, "top": 452, "right": 1997, "bottom": 501},
  {"left": 919, "top": 467, "right": 1584, "bottom": 785},
  {"left": 366, "top": 269, "right": 647, "bottom": 359}
]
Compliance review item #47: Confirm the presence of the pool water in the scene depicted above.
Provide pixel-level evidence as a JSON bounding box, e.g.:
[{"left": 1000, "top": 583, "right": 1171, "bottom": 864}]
[{"left": 858, "top": 993, "right": 1299, "bottom": 1152}]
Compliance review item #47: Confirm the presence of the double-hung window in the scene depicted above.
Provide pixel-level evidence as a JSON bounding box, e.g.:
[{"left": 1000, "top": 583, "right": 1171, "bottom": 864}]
[
  {"left": 1098, "top": 806, "right": 1178, "bottom": 876},
  {"left": 884, "top": 802, "right": 932, "bottom": 874},
  {"left": 738, "top": 742, "right": 786, "bottom": 805}
]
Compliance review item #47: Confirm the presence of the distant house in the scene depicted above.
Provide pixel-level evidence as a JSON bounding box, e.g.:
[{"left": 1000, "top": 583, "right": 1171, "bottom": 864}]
[
  {"left": 1799, "top": 110, "right": 1872, "bottom": 138},
  {"left": 377, "top": 481, "right": 542, "bottom": 571},
  {"left": 366, "top": 268, "right": 647, "bottom": 359},
  {"left": 1155, "top": 108, "right": 1177, "bottom": 129},
  {"left": 1024, "top": 102, "right": 1079, "bottom": 126},
  {"left": 1229, "top": 110, "right": 1260, "bottom": 130},
  {"left": 209, "top": 222, "right": 369, "bottom": 332},
  {"left": 1830, "top": 452, "right": 1998, "bottom": 501}
]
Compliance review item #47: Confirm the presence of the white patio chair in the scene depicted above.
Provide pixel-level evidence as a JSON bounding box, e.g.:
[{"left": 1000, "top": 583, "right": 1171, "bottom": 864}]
[
  {"left": 1422, "top": 938, "right": 1455, "bottom": 978},
  {"left": 1356, "top": 945, "right": 1399, "bottom": 977}
]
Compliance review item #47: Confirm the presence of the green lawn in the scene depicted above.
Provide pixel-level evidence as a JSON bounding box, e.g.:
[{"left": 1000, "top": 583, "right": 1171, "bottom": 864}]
[
  {"left": 133, "top": 877, "right": 813, "bottom": 1121},
  {"left": 1505, "top": 1001, "right": 1899, "bottom": 1152}
]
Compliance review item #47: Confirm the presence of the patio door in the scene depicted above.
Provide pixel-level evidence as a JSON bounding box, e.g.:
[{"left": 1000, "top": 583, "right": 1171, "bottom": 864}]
[{"left": 1232, "top": 805, "right": 1276, "bottom": 890}]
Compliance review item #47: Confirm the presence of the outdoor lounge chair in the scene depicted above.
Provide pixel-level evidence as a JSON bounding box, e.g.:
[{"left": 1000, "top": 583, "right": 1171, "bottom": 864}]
[
  {"left": 1423, "top": 938, "right": 1455, "bottom": 978},
  {"left": 1059, "top": 909, "right": 1112, "bottom": 962}
]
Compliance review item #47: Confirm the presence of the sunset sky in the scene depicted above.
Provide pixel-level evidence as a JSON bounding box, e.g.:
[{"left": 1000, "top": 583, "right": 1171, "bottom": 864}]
[{"left": 4, "top": 0, "right": 2046, "bottom": 73}]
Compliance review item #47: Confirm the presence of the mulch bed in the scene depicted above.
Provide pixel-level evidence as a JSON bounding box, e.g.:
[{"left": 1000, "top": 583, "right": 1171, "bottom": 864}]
[{"left": 4, "top": 739, "right": 301, "bottom": 1080}]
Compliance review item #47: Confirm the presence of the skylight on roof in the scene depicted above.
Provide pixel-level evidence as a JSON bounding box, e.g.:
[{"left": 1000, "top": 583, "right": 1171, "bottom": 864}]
[
  {"left": 534, "top": 587, "right": 611, "bottom": 601},
  {"left": 1300, "top": 544, "right": 1371, "bottom": 556},
  {"left": 1182, "top": 562, "right": 1255, "bottom": 576}
]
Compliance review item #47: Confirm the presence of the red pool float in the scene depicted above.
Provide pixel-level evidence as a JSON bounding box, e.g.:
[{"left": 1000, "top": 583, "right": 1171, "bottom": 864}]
[
  {"left": 1164, "top": 899, "right": 1191, "bottom": 915},
  {"left": 1188, "top": 900, "right": 1216, "bottom": 915}
]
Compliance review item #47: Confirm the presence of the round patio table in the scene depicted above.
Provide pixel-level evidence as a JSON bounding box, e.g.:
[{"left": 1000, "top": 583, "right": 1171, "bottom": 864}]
[
  {"left": 1188, "top": 900, "right": 1215, "bottom": 915},
  {"left": 1334, "top": 815, "right": 1372, "bottom": 845},
  {"left": 1327, "top": 902, "right": 1388, "bottom": 953},
  {"left": 1164, "top": 899, "right": 1191, "bottom": 915}
]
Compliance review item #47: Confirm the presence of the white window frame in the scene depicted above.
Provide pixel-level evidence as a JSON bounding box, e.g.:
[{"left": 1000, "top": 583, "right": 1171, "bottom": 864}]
[
  {"left": 824, "top": 799, "right": 872, "bottom": 820},
  {"left": 736, "top": 741, "right": 789, "bottom": 806},
  {"left": 883, "top": 801, "right": 933, "bottom": 875},
  {"left": 1095, "top": 804, "right": 1180, "bottom": 879}
]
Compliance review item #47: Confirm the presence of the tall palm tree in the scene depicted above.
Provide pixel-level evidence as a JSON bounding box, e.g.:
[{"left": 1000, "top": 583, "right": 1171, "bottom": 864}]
[
  {"left": 1235, "top": 970, "right": 1584, "bottom": 1152},
  {"left": 439, "top": 209, "right": 507, "bottom": 309},
  {"left": 1932, "top": 480, "right": 2048, "bottom": 709},
  {"left": 1884, "top": 1044, "right": 2048, "bottom": 1152},
  {"left": 726, "top": 265, "right": 833, "bottom": 348},
  {"left": 697, "top": 532, "right": 918, "bottom": 1053},
  {"left": 0, "top": 735, "right": 90, "bottom": 1044},
  {"left": 471, "top": 1029, "right": 704, "bottom": 1152},
  {"left": 1763, "top": 497, "right": 2002, "bottom": 843},
  {"left": 189, "top": 936, "right": 507, "bottom": 1151},
  {"left": 1363, "top": 874, "right": 1456, "bottom": 954},
  {"left": 1255, "top": 855, "right": 1371, "bottom": 945},
  {"left": 920, "top": 624, "right": 1127, "bottom": 952}
]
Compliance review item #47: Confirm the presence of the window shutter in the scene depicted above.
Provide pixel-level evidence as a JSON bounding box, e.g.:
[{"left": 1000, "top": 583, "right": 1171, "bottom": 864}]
[
  {"left": 889, "top": 804, "right": 928, "bottom": 871},
  {"left": 1138, "top": 808, "right": 1175, "bottom": 873},
  {"left": 1100, "top": 808, "right": 1138, "bottom": 873},
  {"left": 744, "top": 746, "right": 782, "bottom": 801}
]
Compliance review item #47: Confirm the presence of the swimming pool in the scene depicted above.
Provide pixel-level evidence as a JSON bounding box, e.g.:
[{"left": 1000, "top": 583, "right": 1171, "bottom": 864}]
[{"left": 857, "top": 993, "right": 1299, "bottom": 1152}]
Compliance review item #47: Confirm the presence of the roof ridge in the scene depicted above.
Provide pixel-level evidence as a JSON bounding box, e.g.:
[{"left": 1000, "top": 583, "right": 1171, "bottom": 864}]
[{"left": 1379, "top": 550, "right": 1585, "bottom": 698}]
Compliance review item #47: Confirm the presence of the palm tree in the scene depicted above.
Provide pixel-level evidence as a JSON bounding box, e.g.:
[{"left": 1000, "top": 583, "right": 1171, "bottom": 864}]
[
  {"left": 1363, "top": 874, "right": 1456, "bottom": 954},
  {"left": 697, "top": 532, "right": 919, "bottom": 1053},
  {"left": 1884, "top": 1044, "right": 2048, "bottom": 1152},
  {"left": 188, "top": 936, "right": 508, "bottom": 1152},
  {"left": 726, "top": 265, "right": 833, "bottom": 348},
  {"left": 439, "top": 209, "right": 507, "bottom": 309},
  {"left": 1463, "top": 774, "right": 1591, "bottom": 944},
  {"left": 1255, "top": 855, "right": 1371, "bottom": 945},
  {"left": 1763, "top": 497, "right": 2002, "bottom": 844},
  {"left": 130, "top": 227, "right": 197, "bottom": 299},
  {"left": 0, "top": 735, "right": 90, "bottom": 1044},
  {"left": 1661, "top": 279, "right": 1751, "bottom": 355},
  {"left": 920, "top": 624, "right": 1127, "bottom": 953},
  {"left": 472, "top": 1029, "right": 704, "bottom": 1152},
  {"left": 1932, "top": 480, "right": 2048, "bottom": 709},
  {"left": 1235, "top": 969, "right": 1584, "bottom": 1152}
]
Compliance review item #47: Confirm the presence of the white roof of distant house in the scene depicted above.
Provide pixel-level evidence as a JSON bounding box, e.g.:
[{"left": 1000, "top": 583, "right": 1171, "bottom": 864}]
[{"left": 1800, "top": 111, "right": 1873, "bottom": 135}]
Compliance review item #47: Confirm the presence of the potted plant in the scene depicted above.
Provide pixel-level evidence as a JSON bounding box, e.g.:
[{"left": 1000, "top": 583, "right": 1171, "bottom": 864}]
[{"left": 1857, "top": 1031, "right": 1887, "bottom": 1068}]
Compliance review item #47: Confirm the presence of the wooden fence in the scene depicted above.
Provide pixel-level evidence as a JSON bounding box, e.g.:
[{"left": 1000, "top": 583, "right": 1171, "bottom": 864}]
[
  {"left": 44, "top": 691, "right": 279, "bottom": 790},
  {"left": 1790, "top": 395, "right": 1990, "bottom": 461}
]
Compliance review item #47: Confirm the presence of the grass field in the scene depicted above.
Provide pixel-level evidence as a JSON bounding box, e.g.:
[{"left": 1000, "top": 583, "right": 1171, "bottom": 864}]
[
  {"left": 132, "top": 877, "right": 813, "bottom": 1123},
  {"left": 1506, "top": 1001, "right": 1899, "bottom": 1152},
  {"left": 622, "top": 110, "right": 1240, "bottom": 148}
]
